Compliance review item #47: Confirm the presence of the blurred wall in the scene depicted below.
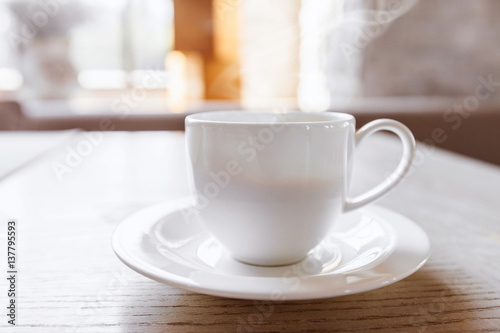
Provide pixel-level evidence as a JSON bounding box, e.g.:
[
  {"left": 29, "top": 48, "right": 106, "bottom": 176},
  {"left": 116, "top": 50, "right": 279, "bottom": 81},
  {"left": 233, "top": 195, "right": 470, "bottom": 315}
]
[{"left": 362, "top": 0, "right": 500, "bottom": 97}]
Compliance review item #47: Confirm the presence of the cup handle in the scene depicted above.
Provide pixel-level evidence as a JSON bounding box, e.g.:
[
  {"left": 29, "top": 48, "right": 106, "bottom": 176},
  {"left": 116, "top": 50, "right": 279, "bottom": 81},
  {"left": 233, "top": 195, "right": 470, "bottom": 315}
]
[{"left": 344, "top": 119, "right": 416, "bottom": 212}]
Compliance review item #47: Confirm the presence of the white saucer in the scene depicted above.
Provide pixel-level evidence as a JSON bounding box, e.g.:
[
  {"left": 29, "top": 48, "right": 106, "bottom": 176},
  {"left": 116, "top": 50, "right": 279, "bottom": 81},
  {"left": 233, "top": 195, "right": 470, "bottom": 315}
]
[{"left": 112, "top": 198, "right": 430, "bottom": 300}]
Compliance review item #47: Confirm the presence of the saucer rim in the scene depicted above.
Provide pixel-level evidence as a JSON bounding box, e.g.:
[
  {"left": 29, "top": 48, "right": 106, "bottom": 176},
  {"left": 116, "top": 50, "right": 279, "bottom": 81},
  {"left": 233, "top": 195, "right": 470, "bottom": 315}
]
[{"left": 112, "top": 198, "right": 431, "bottom": 300}]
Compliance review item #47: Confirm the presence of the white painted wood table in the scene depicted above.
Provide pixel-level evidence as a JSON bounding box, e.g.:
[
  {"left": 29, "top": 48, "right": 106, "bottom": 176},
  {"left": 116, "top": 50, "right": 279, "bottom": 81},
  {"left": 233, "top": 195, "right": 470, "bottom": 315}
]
[{"left": 0, "top": 130, "right": 499, "bottom": 332}]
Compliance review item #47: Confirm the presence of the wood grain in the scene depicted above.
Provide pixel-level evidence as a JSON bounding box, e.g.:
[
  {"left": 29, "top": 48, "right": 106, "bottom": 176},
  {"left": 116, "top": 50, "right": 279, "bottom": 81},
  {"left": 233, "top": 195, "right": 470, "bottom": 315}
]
[{"left": 0, "top": 131, "right": 499, "bottom": 332}]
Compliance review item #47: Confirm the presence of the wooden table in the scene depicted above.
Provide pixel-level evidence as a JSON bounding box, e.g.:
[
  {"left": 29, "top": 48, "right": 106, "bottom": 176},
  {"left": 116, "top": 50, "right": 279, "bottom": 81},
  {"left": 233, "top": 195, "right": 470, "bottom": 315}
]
[{"left": 1, "top": 130, "right": 499, "bottom": 332}]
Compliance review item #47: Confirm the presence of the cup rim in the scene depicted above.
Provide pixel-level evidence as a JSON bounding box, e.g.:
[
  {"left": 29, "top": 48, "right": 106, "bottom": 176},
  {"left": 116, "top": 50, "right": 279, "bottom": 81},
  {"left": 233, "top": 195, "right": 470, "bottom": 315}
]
[{"left": 185, "top": 110, "right": 355, "bottom": 126}]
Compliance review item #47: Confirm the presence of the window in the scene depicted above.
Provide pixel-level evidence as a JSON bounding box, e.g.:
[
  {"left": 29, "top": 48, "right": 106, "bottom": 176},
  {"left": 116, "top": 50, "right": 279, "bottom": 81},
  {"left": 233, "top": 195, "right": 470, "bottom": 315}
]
[{"left": 0, "top": 0, "right": 173, "bottom": 100}]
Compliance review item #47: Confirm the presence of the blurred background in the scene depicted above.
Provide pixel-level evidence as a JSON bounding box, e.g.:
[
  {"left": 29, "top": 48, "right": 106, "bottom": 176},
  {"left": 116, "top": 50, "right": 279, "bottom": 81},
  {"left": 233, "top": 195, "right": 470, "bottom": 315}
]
[{"left": 0, "top": 0, "right": 499, "bottom": 164}]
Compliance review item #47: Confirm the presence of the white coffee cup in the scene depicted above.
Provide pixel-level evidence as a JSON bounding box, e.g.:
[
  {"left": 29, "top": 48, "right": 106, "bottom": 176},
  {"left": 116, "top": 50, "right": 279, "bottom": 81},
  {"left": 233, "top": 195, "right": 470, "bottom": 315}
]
[{"left": 185, "top": 111, "right": 415, "bottom": 266}]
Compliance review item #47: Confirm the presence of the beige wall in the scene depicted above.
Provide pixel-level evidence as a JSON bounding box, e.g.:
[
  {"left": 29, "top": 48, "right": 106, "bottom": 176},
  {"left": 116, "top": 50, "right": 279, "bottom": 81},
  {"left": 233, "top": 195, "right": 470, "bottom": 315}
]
[{"left": 329, "top": 0, "right": 500, "bottom": 99}]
